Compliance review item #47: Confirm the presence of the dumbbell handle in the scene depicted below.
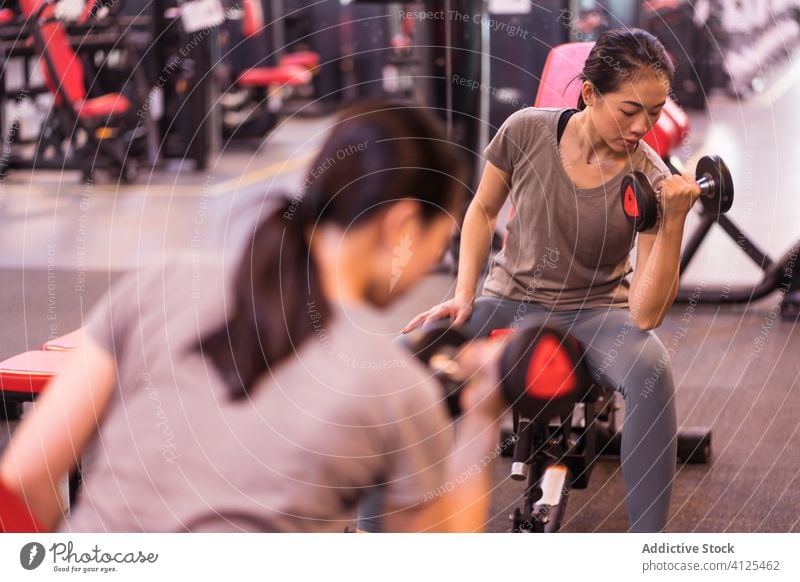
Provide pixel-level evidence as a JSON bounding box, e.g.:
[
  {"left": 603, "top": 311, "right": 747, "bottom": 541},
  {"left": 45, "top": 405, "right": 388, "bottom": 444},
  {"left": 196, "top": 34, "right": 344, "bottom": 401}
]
[
  {"left": 697, "top": 173, "right": 716, "bottom": 198},
  {"left": 657, "top": 173, "right": 715, "bottom": 199}
]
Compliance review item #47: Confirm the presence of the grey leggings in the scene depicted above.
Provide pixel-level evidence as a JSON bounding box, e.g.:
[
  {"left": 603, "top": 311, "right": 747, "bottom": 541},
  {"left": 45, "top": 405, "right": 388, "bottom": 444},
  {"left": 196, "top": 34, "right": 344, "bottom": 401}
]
[{"left": 358, "top": 296, "right": 677, "bottom": 532}]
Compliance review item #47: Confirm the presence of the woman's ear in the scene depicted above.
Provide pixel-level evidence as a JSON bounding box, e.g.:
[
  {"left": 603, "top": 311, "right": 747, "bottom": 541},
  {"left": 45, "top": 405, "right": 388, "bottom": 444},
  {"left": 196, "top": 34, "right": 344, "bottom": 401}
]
[
  {"left": 379, "top": 199, "right": 422, "bottom": 248},
  {"left": 581, "top": 81, "right": 595, "bottom": 107}
]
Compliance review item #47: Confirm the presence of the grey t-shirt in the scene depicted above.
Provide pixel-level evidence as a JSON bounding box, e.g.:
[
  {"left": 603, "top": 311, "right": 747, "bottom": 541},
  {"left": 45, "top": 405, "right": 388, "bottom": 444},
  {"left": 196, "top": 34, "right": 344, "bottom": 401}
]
[
  {"left": 61, "top": 259, "right": 451, "bottom": 532},
  {"left": 483, "top": 107, "right": 671, "bottom": 310}
]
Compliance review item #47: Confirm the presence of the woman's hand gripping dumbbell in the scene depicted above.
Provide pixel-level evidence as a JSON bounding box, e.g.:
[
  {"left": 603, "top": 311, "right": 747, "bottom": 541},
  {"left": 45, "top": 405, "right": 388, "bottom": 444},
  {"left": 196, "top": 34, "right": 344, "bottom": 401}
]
[
  {"left": 621, "top": 155, "right": 735, "bottom": 232},
  {"left": 406, "top": 323, "right": 587, "bottom": 420}
]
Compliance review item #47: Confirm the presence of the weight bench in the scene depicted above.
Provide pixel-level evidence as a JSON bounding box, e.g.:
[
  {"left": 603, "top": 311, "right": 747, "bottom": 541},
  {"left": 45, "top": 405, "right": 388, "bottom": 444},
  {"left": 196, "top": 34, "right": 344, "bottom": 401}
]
[
  {"left": 0, "top": 330, "right": 84, "bottom": 525},
  {"left": 0, "top": 478, "right": 45, "bottom": 532},
  {"left": 220, "top": 0, "right": 317, "bottom": 137},
  {"left": 0, "top": 350, "right": 64, "bottom": 420},
  {"left": 1, "top": 0, "right": 156, "bottom": 183},
  {"left": 41, "top": 329, "right": 84, "bottom": 352},
  {"left": 0, "top": 329, "right": 81, "bottom": 419}
]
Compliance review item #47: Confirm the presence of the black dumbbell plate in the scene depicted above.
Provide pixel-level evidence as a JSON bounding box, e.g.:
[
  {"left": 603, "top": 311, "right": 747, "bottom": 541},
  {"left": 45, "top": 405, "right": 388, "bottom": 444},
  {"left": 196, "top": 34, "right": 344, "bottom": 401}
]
[{"left": 697, "top": 155, "right": 734, "bottom": 216}]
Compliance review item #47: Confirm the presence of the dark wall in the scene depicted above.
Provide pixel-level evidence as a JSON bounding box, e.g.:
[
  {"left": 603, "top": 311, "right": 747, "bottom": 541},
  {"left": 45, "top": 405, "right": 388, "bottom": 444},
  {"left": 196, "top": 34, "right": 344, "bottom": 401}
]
[{"left": 488, "top": 0, "right": 570, "bottom": 137}]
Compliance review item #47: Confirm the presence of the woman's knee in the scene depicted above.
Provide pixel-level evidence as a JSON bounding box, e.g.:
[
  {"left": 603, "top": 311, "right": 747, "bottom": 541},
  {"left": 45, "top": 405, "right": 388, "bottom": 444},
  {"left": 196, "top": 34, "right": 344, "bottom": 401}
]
[{"left": 618, "top": 329, "right": 675, "bottom": 405}]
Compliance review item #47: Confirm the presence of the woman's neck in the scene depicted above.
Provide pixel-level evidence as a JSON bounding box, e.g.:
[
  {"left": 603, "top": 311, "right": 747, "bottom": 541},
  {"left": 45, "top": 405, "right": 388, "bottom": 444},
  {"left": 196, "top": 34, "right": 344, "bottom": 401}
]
[
  {"left": 569, "top": 109, "right": 624, "bottom": 165},
  {"left": 309, "top": 227, "right": 370, "bottom": 306}
]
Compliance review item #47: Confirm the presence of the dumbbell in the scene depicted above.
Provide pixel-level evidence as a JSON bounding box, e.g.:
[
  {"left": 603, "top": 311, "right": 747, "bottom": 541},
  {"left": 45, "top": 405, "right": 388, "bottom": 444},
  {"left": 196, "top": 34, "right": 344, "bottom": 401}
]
[
  {"left": 621, "top": 155, "right": 734, "bottom": 232},
  {"left": 406, "top": 323, "right": 587, "bottom": 420}
]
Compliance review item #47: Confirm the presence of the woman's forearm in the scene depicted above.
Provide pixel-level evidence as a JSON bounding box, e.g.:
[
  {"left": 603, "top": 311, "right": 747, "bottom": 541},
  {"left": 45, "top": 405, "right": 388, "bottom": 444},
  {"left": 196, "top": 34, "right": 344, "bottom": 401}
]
[
  {"left": 630, "top": 221, "right": 685, "bottom": 329},
  {"left": 455, "top": 200, "right": 497, "bottom": 300}
]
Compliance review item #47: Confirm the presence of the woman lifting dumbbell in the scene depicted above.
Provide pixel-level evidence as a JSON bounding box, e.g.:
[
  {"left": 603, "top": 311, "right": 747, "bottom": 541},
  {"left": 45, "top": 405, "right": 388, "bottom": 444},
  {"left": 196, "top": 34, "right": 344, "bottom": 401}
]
[
  {"left": 0, "top": 102, "right": 508, "bottom": 532},
  {"left": 401, "top": 29, "right": 705, "bottom": 533}
]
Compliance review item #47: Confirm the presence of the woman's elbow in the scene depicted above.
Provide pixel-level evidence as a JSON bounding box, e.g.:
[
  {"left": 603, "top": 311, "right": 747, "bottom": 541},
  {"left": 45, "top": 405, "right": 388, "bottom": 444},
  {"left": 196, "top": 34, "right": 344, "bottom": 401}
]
[
  {"left": 631, "top": 309, "right": 662, "bottom": 331},
  {"left": 636, "top": 318, "right": 659, "bottom": 331}
]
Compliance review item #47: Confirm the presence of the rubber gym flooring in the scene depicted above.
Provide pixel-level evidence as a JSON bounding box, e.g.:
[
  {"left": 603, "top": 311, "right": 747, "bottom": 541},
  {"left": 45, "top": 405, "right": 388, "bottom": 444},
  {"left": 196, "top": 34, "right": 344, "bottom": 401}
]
[{"left": 1, "top": 60, "right": 799, "bottom": 532}]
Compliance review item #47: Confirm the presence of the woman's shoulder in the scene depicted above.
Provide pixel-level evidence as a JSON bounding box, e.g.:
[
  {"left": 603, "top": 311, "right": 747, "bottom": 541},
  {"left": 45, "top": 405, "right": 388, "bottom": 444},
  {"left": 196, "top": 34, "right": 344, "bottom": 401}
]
[
  {"left": 123, "top": 254, "right": 233, "bottom": 331},
  {"left": 494, "top": 107, "right": 569, "bottom": 154},
  {"left": 502, "top": 106, "right": 564, "bottom": 128},
  {"left": 110, "top": 253, "right": 231, "bottom": 295}
]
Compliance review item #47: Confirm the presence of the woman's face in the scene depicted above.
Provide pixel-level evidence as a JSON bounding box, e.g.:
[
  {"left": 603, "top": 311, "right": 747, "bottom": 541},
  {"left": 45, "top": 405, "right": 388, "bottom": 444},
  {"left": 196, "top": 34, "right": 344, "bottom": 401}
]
[{"left": 588, "top": 72, "right": 669, "bottom": 153}]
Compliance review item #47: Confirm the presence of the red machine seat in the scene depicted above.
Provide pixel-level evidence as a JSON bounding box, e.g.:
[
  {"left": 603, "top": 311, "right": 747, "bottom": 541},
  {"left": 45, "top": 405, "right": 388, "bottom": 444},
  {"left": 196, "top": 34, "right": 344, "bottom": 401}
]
[
  {"left": 491, "top": 328, "right": 582, "bottom": 351},
  {"left": 242, "top": 0, "right": 264, "bottom": 38},
  {"left": 237, "top": 65, "right": 312, "bottom": 88},
  {"left": 279, "top": 51, "right": 321, "bottom": 70},
  {"left": 0, "top": 8, "right": 15, "bottom": 24},
  {"left": 41, "top": 329, "right": 84, "bottom": 351},
  {"left": 77, "top": 93, "right": 131, "bottom": 119},
  {"left": 0, "top": 479, "right": 45, "bottom": 533},
  {"left": 0, "top": 351, "right": 64, "bottom": 398},
  {"left": 534, "top": 42, "right": 595, "bottom": 108}
]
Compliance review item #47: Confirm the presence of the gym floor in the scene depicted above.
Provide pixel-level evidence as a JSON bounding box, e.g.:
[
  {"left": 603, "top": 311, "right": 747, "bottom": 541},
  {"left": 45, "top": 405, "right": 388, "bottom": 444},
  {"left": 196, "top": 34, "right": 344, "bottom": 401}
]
[{"left": 1, "top": 59, "right": 799, "bottom": 532}]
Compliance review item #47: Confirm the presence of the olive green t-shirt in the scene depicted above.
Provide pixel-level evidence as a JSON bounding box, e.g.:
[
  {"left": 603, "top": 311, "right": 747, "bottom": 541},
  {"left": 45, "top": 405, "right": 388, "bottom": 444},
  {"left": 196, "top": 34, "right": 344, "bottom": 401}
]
[{"left": 483, "top": 107, "right": 671, "bottom": 310}]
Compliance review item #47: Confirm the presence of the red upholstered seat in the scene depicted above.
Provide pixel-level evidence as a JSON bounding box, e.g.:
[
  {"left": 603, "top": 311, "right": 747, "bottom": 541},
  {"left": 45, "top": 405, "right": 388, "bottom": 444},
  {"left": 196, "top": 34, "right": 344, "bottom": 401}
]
[
  {"left": 0, "top": 8, "right": 15, "bottom": 24},
  {"left": 21, "top": 0, "right": 130, "bottom": 120},
  {"left": 0, "top": 351, "right": 64, "bottom": 398},
  {"left": 0, "top": 479, "right": 45, "bottom": 533},
  {"left": 237, "top": 65, "right": 312, "bottom": 88},
  {"left": 77, "top": 93, "right": 131, "bottom": 119},
  {"left": 534, "top": 42, "right": 594, "bottom": 108},
  {"left": 41, "top": 329, "right": 84, "bottom": 351},
  {"left": 489, "top": 328, "right": 514, "bottom": 340},
  {"left": 491, "top": 328, "right": 582, "bottom": 351},
  {"left": 279, "top": 51, "right": 321, "bottom": 70},
  {"left": 242, "top": 0, "right": 264, "bottom": 38},
  {"left": 77, "top": 0, "right": 101, "bottom": 25}
]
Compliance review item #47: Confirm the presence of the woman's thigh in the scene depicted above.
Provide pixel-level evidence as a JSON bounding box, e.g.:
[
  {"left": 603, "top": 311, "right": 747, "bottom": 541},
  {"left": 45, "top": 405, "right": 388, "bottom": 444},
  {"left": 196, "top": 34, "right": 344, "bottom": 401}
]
[
  {"left": 565, "top": 309, "right": 675, "bottom": 409},
  {"left": 455, "top": 296, "right": 555, "bottom": 338}
]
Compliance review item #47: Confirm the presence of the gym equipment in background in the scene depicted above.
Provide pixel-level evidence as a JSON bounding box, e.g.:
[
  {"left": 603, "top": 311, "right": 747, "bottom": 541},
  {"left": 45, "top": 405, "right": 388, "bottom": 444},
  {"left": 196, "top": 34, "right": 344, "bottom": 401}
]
[
  {"left": 0, "top": 0, "right": 157, "bottom": 182},
  {"left": 675, "top": 198, "right": 800, "bottom": 320},
  {"left": 218, "top": 0, "right": 315, "bottom": 139}
]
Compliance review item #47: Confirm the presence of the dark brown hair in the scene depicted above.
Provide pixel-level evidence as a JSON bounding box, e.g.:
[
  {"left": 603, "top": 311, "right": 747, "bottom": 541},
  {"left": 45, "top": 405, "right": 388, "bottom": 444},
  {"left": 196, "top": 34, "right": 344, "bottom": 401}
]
[
  {"left": 199, "top": 101, "right": 468, "bottom": 399},
  {"left": 577, "top": 28, "right": 674, "bottom": 110}
]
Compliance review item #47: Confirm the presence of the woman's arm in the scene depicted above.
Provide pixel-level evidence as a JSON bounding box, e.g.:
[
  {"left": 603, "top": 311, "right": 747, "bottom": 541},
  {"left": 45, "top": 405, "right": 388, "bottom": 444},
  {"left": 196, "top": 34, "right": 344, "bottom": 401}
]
[
  {"left": 384, "top": 341, "right": 505, "bottom": 532},
  {"left": 383, "top": 409, "right": 501, "bottom": 533},
  {"left": 0, "top": 335, "right": 116, "bottom": 530},
  {"left": 456, "top": 162, "right": 512, "bottom": 301},
  {"left": 403, "top": 162, "right": 511, "bottom": 331},
  {"left": 629, "top": 174, "right": 700, "bottom": 330}
]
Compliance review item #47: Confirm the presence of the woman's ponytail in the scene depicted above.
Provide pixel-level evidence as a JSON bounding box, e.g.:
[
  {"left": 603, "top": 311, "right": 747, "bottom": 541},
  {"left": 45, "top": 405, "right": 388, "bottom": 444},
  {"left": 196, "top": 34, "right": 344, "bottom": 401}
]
[{"left": 198, "top": 197, "right": 328, "bottom": 399}]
